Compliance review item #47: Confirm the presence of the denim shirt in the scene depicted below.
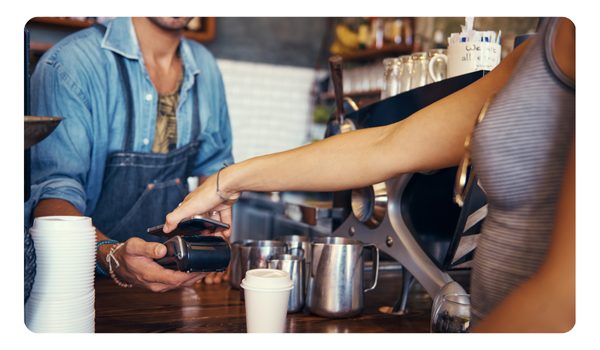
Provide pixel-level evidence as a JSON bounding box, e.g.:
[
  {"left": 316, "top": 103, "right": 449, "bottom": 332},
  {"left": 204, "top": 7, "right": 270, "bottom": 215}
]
[{"left": 25, "top": 17, "right": 233, "bottom": 227}]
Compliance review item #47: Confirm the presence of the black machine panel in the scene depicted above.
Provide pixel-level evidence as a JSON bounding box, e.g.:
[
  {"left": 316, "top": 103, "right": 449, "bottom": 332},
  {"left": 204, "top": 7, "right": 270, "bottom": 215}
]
[{"left": 347, "top": 71, "right": 487, "bottom": 129}]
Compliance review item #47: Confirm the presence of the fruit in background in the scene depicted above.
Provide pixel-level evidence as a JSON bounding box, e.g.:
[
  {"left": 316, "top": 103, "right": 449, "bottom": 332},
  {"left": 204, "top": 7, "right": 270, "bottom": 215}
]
[
  {"left": 329, "top": 41, "right": 354, "bottom": 55},
  {"left": 335, "top": 24, "right": 359, "bottom": 49},
  {"left": 330, "top": 24, "right": 360, "bottom": 55}
]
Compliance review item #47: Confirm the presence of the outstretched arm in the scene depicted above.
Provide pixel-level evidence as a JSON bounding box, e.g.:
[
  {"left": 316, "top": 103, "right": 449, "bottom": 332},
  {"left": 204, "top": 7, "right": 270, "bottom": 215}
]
[{"left": 164, "top": 34, "right": 533, "bottom": 233}]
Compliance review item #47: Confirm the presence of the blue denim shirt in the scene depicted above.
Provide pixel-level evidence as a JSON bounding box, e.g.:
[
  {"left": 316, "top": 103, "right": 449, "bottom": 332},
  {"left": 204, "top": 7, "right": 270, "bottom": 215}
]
[{"left": 25, "top": 17, "right": 233, "bottom": 227}]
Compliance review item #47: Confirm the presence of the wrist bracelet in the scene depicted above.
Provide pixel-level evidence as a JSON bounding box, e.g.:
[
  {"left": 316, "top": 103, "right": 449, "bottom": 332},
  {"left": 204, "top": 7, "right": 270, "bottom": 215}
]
[
  {"left": 216, "top": 161, "right": 242, "bottom": 202},
  {"left": 96, "top": 239, "right": 118, "bottom": 276},
  {"left": 106, "top": 243, "right": 133, "bottom": 288}
]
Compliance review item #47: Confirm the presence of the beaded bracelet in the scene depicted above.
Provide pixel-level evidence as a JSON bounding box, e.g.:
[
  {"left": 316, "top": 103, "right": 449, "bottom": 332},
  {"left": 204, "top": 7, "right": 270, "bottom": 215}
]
[
  {"left": 216, "top": 161, "right": 242, "bottom": 202},
  {"left": 95, "top": 239, "right": 119, "bottom": 276},
  {"left": 106, "top": 243, "right": 133, "bottom": 288}
]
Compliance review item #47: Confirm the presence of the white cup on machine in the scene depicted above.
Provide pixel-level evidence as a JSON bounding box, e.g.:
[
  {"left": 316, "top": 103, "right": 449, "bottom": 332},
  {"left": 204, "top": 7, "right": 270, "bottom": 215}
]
[
  {"left": 240, "top": 269, "right": 294, "bottom": 333},
  {"left": 435, "top": 42, "right": 501, "bottom": 79}
]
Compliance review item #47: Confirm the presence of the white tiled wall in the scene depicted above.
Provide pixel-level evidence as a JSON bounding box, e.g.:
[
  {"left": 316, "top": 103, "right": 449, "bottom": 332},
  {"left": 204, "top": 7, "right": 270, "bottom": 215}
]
[{"left": 216, "top": 59, "right": 327, "bottom": 163}]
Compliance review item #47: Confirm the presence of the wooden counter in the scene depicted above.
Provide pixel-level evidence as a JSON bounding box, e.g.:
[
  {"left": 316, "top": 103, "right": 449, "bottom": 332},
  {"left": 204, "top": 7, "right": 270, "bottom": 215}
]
[{"left": 94, "top": 269, "right": 470, "bottom": 333}]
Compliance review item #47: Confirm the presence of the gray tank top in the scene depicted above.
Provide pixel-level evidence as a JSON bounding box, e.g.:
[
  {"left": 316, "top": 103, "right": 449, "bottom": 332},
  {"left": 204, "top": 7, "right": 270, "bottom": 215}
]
[{"left": 469, "top": 17, "right": 575, "bottom": 326}]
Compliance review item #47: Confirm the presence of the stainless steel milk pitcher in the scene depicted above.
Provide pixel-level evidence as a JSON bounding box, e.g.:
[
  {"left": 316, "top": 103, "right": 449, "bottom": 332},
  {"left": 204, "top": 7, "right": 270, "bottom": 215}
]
[
  {"left": 306, "top": 237, "right": 379, "bottom": 318},
  {"left": 239, "top": 240, "right": 289, "bottom": 300},
  {"left": 229, "top": 239, "right": 256, "bottom": 290},
  {"left": 268, "top": 254, "right": 305, "bottom": 313}
]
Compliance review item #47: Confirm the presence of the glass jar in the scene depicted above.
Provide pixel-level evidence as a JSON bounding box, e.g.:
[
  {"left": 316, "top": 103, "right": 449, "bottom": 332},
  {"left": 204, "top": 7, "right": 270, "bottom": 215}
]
[
  {"left": 380, "top": 58, "right": 401, "bottom": 100},
  {"left": 410, "top": 52, "right": 430, "bottom": 90},
  {"left": 398, "top": 55, "right": 413, "bottom": 93}
]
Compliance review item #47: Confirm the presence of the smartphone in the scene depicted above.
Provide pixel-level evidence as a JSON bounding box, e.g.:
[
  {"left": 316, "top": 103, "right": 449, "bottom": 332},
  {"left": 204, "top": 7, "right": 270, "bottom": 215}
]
[{"left": 147, "top": 215, "right": 230, "bottom": 239}]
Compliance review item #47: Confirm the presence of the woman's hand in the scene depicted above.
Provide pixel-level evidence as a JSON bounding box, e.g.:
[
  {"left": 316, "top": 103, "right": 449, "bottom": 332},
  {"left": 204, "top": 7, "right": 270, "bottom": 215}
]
[{"left": 163, "top": 171, "right": 239, "bottom": 237}]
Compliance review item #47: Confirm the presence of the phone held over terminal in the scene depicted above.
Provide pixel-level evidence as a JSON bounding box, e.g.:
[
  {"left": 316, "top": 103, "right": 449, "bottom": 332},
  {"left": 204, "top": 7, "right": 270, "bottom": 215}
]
[
  {"left": 147, "top": 216, "right": 231, "bottom": 273},
  {"left": 147, "top": 215, "right": 230, "bottom": 239}
]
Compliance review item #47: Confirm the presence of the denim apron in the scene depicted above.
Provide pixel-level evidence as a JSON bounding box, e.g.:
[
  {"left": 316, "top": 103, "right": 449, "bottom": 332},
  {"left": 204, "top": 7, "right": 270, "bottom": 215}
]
[{"left": 90, "top": 23, "right": 202, "bottom": 243}]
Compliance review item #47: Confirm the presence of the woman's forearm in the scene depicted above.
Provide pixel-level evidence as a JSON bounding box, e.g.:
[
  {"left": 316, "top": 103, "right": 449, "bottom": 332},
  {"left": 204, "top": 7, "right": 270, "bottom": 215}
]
[
  {"left": 219, "top": 38, "right": 532, "bottom": 195},
  {"left": 221, "top": 126, "right": 392, "bottom": 194}
]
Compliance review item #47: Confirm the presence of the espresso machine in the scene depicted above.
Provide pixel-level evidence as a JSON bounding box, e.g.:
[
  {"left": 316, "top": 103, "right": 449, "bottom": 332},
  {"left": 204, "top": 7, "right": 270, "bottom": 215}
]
[{"left": 286, "top": 67, "right": 489, "bottom": 315}]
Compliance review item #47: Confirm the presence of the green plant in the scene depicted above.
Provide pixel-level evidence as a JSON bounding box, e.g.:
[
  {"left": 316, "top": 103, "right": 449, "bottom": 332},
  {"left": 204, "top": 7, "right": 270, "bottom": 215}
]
[{"left": 312, "top": 104, "right": 335, "bottom": 124}]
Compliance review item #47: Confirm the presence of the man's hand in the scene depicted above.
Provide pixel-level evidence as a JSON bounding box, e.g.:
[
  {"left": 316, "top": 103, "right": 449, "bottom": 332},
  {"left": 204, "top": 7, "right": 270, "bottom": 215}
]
[
  {"left": 199, "top": 211, "right": 231, "bottom": 285},
  {"left": 202, "top": 268, "right": 231, "bottom": 285},
  {"left": 107, "top": 237, "right": 208, "bottom": 292}
]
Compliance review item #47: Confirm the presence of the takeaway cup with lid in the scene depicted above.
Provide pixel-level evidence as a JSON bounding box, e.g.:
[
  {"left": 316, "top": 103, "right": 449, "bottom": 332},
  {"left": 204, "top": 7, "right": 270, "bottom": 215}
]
[{"left": 240, "top": 269, "right": 294, "bottom": 333}]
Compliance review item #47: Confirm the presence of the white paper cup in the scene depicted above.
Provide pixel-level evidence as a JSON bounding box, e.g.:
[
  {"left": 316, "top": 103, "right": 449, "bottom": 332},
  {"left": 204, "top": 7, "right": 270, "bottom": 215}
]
[
  {"left": 31, "top": 281, "right": 94, "bottom": 295},
  {"left": 240, "top": 269, "right": 293, "bottom": 333},
  {"left": 26, "top": 217, "right": 97, "bottom": 333},
  {"left": 31, "top": 216, "right": 94, "bottom": 231},
  {"left": 25, "top": 288, "right": 95, "bottom": 333},
  {"left": 26, "top": 311, "right": 95, "bottom": 333}
]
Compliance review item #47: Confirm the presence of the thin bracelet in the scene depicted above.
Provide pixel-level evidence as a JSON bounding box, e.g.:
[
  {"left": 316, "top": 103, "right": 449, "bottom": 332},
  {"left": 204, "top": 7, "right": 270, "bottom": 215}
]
[
  {"left": 95, "top": 239, "right": 118, "bottom": 276},
  {"left": 216, "top": 161, "right": 242, "bottom": 202},
  {"left": 106, "top": 243, "right": 133, "bottom": 288}
]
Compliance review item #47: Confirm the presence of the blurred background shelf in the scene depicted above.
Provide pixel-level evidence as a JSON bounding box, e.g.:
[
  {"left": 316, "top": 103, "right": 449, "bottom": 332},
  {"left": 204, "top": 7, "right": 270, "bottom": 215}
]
[{"left": 340, "top": 43, "right": 413, "bottom": 62}]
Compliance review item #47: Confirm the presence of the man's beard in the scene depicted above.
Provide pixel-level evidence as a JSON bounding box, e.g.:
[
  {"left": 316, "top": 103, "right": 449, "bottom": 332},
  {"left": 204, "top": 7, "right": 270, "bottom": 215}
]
[{"left": 147, "top": 17, "right": 193, "bottom": 31}]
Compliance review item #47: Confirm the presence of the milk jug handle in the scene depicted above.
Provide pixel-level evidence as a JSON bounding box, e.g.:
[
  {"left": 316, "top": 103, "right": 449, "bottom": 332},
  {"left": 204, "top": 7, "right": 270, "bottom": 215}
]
[
  {"left": 429, "top": 54, "right": 448, "bottom": 83},
  {"left": 285, "top": 243, "right": 304, "bottom": 258},
  {"left": 364, "top": 244, "right": 379, "bottom": 292}
]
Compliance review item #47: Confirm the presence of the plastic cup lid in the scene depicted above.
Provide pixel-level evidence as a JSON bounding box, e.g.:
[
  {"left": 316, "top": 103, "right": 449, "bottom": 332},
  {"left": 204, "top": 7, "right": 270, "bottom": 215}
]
[
  {"left": 31, "top": 216, "right": 94, "bottom": 232},
  {"left": 240, "top": 268, "right": 293, "bottom": 290}
]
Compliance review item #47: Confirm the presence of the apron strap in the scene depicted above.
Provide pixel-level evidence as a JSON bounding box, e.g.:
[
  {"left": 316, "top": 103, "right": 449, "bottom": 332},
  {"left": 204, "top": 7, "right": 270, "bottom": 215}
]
[
  {"left": 92, "top": 22, "right": 135, "bottom": 152},
  {"left": 191, "top": 77, "right": 200, "bottom": 141}
]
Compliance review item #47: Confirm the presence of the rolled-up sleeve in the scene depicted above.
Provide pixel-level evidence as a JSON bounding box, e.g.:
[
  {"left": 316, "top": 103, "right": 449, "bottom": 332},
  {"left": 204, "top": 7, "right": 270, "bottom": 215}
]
[{"left": 25, "top": 54, "right": 95, "bottom": 226}]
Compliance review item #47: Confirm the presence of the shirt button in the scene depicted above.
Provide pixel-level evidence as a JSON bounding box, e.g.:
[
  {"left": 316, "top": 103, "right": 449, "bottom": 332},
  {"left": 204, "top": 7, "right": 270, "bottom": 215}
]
[
  {"left": 143, "top": 138, "right": 150, "bottom": 145},
  {"left": 146, "top": 94, "right": 153, "bottom": 101}
]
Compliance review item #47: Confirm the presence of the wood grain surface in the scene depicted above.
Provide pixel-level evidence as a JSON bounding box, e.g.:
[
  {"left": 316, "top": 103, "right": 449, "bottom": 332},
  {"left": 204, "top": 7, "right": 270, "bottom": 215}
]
[{"left": 94, "top": 269, "right": 470, "bottom": 333}]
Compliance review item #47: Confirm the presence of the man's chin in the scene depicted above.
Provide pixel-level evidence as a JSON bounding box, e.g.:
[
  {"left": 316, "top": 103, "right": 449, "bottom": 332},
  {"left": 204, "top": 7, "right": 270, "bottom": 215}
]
[{"left": 147, "top": 17, "right": 193, "bottom": 31}]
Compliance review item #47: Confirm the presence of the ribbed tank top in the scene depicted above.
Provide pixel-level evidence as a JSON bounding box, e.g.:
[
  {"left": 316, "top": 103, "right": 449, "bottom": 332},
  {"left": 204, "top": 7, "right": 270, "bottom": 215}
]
[{"left": 469, "top": 17, "right": 575, "bottom": 326}]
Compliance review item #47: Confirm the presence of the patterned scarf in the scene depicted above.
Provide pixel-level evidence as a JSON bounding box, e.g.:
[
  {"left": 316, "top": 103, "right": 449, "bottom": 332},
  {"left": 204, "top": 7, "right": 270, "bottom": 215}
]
[{"left": 151, "top": 69, "right": 185, "bottom": 153}]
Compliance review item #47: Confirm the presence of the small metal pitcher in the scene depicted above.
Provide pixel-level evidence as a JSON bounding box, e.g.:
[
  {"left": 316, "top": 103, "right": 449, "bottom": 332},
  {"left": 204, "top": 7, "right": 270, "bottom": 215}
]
[
  {"left": 229, "top": 239, "right": 256, "bottom": 290},
  {"left": 239, "top": 240, "right": 289, "bottom": 300},
  {"left": 306, "top": 237, "right": 379, "bottom": 318},
  {"left": 276, "top": 235, "right": 310, "bottom": 289},
  {"left": 268, "top": 254, "right": 305, "bottom": 313}
]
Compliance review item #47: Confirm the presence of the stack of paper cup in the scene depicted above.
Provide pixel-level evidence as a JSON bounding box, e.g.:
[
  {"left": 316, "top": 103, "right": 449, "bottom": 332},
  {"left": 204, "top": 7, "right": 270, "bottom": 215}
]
[
  {"left": 240, "top": 269, "right": 294, "bottom": 333},
  {"left": 25, "top": 216, "right": 96, "bottom": 333}
]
